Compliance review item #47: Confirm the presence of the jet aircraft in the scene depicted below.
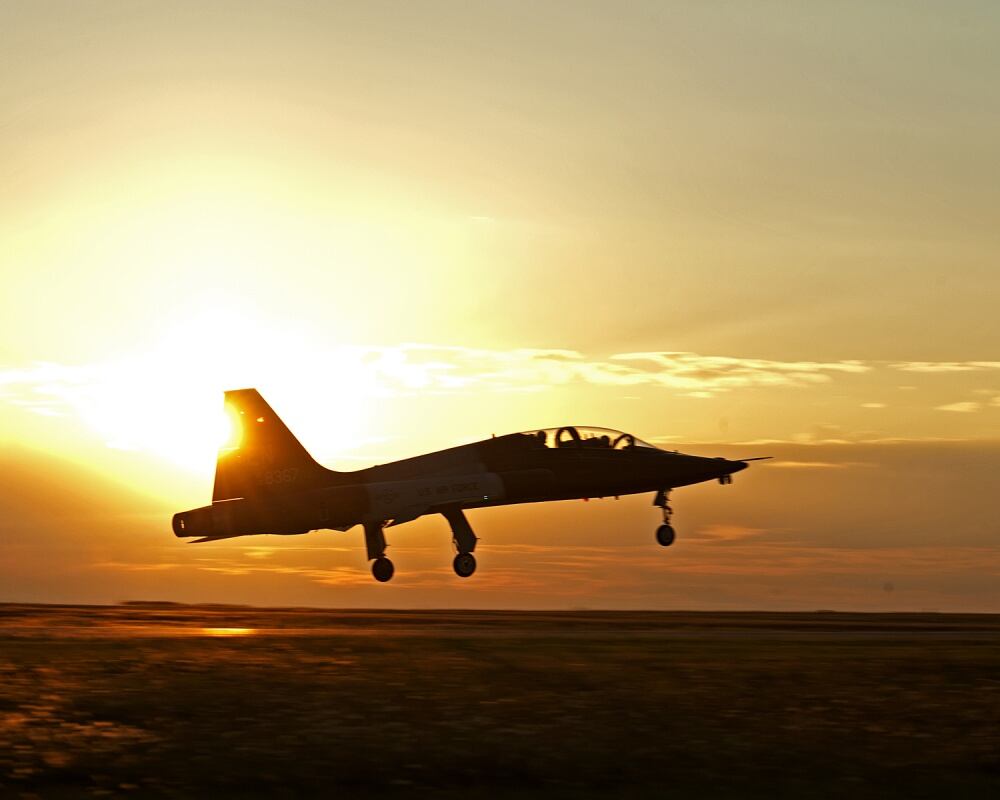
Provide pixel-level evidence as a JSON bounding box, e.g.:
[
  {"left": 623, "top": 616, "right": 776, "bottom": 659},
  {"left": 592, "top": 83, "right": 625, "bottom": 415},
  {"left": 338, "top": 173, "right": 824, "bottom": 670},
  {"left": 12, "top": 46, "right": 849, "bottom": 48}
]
[{"left": 173, "top": 389, "right": 766, "bottom": 582}]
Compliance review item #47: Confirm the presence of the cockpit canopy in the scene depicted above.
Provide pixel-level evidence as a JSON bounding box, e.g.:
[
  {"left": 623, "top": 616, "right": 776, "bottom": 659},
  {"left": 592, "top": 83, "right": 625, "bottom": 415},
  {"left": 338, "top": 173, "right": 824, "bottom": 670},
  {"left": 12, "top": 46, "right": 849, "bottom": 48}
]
[{"left": 517, "top": 426, "right": 659, "bottom": 450}]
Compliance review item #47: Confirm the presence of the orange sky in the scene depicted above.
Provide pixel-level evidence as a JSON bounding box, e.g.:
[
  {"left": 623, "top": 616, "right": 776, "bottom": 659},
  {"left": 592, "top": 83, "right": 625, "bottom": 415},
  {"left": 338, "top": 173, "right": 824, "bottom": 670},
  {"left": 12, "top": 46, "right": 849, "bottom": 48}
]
[{"left": 2, "top": 2, "right": 998, "bottom": 610}]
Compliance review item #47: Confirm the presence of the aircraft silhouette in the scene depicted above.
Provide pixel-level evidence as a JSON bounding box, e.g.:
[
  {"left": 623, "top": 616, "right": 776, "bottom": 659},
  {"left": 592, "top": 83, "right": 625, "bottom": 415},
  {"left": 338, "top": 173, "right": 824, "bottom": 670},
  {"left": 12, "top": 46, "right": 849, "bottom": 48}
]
[{"left": 173, "top": 389, "right": 766, "bottom": 582}]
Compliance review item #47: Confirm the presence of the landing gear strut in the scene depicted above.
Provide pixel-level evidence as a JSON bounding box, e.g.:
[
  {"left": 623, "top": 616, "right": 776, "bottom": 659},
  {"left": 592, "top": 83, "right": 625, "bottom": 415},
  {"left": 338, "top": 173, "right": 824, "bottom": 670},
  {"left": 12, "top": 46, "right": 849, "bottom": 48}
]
[
  {"left": 364, "top": 521, "right": 395, "bottom": 582},
  {"left": 443, "top": 508, "right": 478, "bottom": 578},
  {"left": 653, "top": 490, "right": 675, "bottom": 547}
]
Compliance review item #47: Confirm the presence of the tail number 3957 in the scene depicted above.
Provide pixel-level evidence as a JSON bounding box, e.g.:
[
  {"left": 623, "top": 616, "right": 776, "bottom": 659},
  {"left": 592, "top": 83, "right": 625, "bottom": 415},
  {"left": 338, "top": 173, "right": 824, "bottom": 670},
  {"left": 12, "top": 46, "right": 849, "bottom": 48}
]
[{"left": 263, "top": 468, "right": 299, "bottom": 485}]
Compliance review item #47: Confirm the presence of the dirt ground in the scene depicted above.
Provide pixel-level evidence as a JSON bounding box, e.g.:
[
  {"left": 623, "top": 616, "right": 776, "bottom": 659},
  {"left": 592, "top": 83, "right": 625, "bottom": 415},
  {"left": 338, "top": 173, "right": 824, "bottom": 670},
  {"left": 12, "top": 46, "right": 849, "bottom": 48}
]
[{"left": 0, "top": 604, "right": 997, "bottom": 798}]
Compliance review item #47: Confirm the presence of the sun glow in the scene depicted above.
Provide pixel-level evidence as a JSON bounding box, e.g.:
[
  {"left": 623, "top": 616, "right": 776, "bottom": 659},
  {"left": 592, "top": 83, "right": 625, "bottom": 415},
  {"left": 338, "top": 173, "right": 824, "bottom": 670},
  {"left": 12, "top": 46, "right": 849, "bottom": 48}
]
[
  {"left": 220, "top": 402, "right": 244, "bottom": 451},
  {"left": 50, "top": 302, "right": 377, "bottom": 476}
]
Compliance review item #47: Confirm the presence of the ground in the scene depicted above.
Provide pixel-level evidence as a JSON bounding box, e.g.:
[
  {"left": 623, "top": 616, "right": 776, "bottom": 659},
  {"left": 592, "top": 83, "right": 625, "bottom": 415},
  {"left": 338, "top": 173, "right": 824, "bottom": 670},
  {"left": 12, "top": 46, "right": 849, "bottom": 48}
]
[{"left": 0, "top": 605, "right": 997, "bottom": 798}]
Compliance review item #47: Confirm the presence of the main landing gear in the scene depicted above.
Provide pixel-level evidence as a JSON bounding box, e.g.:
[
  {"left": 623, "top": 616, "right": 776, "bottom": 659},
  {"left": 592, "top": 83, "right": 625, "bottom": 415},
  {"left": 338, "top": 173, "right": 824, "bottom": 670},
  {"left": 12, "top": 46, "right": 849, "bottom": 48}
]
[
  {"left": 364, "top": 521, "right": 395, "bottom": 582},
  {"left": 372, "top": 556, "right": 394, "bottom": 583},
  {"left": 653, "top": 489, "right": 676, "bottom": 547},
  {"left": 444, "top": 508, "right": 478, "bottom": 579},
  {"left": 453, "top": 553, "right": 477, "bottom": 578},
  {"left": 364, "top": 510, "right": 481, "bottom": 582}
]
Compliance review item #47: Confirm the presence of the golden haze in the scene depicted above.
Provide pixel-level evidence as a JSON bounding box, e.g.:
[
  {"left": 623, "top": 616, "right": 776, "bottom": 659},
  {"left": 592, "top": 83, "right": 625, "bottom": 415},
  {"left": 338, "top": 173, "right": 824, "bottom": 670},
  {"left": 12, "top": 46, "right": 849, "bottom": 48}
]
[{"left": 2, "top": 2, "right": 998, "bottom": 610}]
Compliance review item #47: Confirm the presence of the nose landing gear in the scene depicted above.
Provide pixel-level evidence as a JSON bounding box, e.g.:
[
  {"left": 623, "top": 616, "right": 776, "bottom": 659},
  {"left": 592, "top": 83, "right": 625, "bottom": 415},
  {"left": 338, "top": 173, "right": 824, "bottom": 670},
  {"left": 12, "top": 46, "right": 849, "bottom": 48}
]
[
  {"left": 656, "top": 524, "right": 675, "bottom": 547},
  {"left": 653, "top": 490, "right": 675, "bottom": 547}
]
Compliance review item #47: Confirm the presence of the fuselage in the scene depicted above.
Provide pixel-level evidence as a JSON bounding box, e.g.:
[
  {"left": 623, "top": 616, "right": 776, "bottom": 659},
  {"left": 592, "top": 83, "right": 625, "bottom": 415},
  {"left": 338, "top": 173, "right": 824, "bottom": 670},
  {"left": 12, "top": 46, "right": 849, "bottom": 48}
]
[
  {"left": 170, "top": 390, "right": 761, "bottom": 582},
  {"left": 173, "top": 426, "right": 748, "bottom": 540},
  {"left": 360, "top": 429, "right": 746, "bottom": 503}
]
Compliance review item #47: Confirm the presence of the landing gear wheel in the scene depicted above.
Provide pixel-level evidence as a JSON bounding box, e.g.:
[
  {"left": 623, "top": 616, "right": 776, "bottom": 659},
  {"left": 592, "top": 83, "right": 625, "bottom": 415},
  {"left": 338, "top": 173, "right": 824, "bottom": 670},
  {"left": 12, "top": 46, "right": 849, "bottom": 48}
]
[
  {"left": 372, "top": 557, "right": 395, "bottom": 583},
  {"left": 656, "top": 525, "right": 676, "bottom": 547},
  {"left": 453, "top": 553, "right": 477, "bottom": 578},
  {"left": 653, "top": 489, "right": 674, "bottom": 546}
]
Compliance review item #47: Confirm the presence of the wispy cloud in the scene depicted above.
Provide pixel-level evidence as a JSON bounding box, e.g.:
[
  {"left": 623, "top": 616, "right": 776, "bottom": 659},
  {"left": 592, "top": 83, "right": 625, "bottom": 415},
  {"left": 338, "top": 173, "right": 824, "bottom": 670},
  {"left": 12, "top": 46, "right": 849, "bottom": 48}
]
[
  {"left": 686, "top": 524, "right": 768, "bottom": 541},
  {"left": 322, "top": 346, "right": 876, "bottom": 396},
  {"left": 0, "top": 348, "right": 868, "bottom": 394},
  {"left": 891, "top": 361, "right": 1000, "bottom": 373},
  {"left": 766, "top": 460, "right": 851, "bottom": 469},
  {"left": 609, "top": 352, "right": 870, "bottom": 390},
  {"left": 2, "top": 348, "right": 998, "bottom": 465},
  {"left": 9, "top": 350, "right": 1000, "bottom": 407},
  {"left": 935, "top": 401, "right": 981, "bottom": 413},
  {"left": 0, "top": 362, "right": 101, "bottom": 416}
]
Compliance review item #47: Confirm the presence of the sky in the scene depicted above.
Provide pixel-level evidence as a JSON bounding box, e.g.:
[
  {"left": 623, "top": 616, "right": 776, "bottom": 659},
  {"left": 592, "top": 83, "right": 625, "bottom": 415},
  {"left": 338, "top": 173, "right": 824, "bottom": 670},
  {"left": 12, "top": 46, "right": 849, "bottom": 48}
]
[{"left": 2, "top": 1, "right": 998, "bottom": 610}]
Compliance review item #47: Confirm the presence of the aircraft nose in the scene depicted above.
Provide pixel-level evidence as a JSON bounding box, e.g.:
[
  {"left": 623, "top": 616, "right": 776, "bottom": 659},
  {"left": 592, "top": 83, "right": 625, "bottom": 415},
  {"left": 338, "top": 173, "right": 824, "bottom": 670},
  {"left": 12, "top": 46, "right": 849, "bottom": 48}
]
[
  {"left": 712, "top": 457, "right": 747, "bottom": 485},
  {"left": 712, "top": 457, "right": 747, "bottom": 475}
]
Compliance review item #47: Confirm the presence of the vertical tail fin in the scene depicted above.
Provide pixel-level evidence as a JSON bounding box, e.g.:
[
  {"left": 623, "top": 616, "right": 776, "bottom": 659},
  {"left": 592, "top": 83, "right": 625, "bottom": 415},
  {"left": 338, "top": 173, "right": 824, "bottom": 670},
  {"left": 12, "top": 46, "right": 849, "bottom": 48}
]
[{"left": 213, "top": 389, "right": 332, "bottom": 501}]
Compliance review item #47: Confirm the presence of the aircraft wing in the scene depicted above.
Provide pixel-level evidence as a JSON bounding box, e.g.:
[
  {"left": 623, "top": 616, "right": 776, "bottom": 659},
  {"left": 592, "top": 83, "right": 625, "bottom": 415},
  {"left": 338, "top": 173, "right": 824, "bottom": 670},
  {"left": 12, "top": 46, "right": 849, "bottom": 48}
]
[{"left": 187, "top": 533, "right": 251, "bottom": 544}]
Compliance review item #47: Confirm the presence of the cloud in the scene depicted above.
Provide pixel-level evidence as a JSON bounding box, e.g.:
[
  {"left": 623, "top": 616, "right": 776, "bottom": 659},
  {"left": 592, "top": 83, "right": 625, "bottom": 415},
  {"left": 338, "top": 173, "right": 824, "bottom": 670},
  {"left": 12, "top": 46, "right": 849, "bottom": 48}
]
[
  {"left": 891, "top": 361, "right": 1000, "bottom": 373},
  {"left": 935, "top": 401, "right": 981, "bottom": 413},
  {"left": 3, "top": 347, "right": 1000, "bottom": 469},
  {"left": 354, "top": 347, "right": 876, "bottom": 396},
  {"left": 791, "top": 422, "right": 860, "bottom": 444},
  {"left": 686, "top": 524, "right": 767, "bottom": 541},
  {"left": 0, "top": 348, "right": 879, "bottom": 414},
  {"left": 0, "top": 362, "right": 97, "bottom": 387},
  {"left": 9, "top": 350, "right": 1000, "bottom": 410},
  {"left": 0, "top": 362, "right": 100, "bottom": 416},
  {"left": 94, "top": 561, "right": 182, "bottom": 572},
  {"left": 766, "top": 460, "right": 850, "bottom": 469},
  {"left": 607, "top": 352, "right": 870, "bottom": 390}
]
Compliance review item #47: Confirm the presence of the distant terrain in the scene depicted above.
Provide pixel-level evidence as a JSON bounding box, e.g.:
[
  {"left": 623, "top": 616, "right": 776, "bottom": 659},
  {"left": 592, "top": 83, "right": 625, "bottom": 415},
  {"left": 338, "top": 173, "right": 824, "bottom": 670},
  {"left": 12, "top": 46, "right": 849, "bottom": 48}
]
[{"left": 0, "top": 604, "right": 997, "bottom": 798}]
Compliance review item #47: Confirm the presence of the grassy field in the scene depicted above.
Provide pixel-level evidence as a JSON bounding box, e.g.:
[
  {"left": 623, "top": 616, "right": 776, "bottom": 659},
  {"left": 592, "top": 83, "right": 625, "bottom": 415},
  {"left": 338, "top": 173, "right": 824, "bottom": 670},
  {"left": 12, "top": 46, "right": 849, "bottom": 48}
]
[{"left": 0, "top": 604, "right": 997, "bottom": 798}]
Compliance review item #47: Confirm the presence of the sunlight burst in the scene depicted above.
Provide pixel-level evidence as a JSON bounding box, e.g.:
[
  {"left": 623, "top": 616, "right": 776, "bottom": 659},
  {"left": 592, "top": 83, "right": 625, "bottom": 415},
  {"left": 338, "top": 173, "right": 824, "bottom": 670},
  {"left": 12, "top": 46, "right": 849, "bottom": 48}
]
[{"left": 65, "top": 302, "right": 375, "bottom": 475}]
